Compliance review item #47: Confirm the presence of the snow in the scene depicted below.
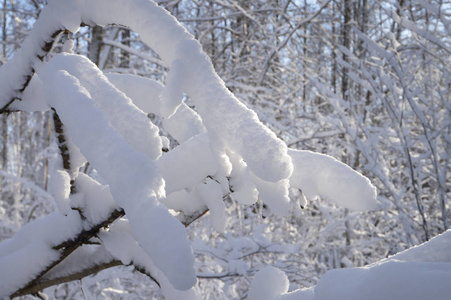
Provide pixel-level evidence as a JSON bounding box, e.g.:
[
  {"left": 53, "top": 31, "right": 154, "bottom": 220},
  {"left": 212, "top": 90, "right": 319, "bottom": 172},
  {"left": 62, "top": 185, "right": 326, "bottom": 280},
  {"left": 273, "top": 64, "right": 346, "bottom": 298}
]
[
  {"left": 162, "top": 189, "right": 205, "bottom": 217},
  {"left": 9, "top": 75, "right": 48, "bottom": 111},
  {"left": 80, "top": 0, "right": 293, "bottom": 184},
  {"left": 38, "top": 63, "right": 196, "bottom": 290},
  {"left": 41, "top": 244, "right": 115, "bottom": 282},
  {"left": 228, "top": 259, "right": 249, "bottom": 276},
  {"left": 162, "top": 103, "right": 207, "bottom": 144},
  {"left": 44, "top": 53, "right": 163, "bottom": 161},
  {"left": 0, "top": 211, "right": 82, "bottom": 257},
  {"left": 0, "top": 0, "right": 389, "bottom": 296},
  {"left": 312, "top": 260, "right": 451, "bottom": 300},
  {"left": 196, "top": 178, "right": 226, "bottom": 232},
  {"left": 288, "top": 149, "right": 378, "bottom": 211},
  {"left": 105, "top": 73, "right": 162, "bottom": 114},
  {"left": 0, "top": 210, "right": 83, "bottom": 298},
  {"left": 48, "top": 168, "right": 71, "bottom": 215},
  {"left": 160, "top": 59, "right": 187, "bottom": 118},
  {"left": 256, "top": 230, "right": 451, "bottom": 300},
  {"left": 248, "top": 266, "right": 290, "bottom": 300},
  {"left": 251, "top": 174, "right": 290, "bottom": 216},
  {"left": 0, "top": 6, "right": 63, "bottom": 110},
  {"left": 69, "top": 173, "right": 117, "bottom": 226},
  {"left": 46, "top": 0, "right": 81, "bottom": 33},
  {"left": 99, "top": 219, "right": 200, "bottom": 299},
  {"left": 228, "top": 150, "right": 259, "bottom": 206},
  {"left": 387, "top": 229, "right": 451, "bottom": 263},
  {"left": 99, "top": 219, "right": 148, "bottom": 266},
  {"left": 64, "top": 134, "right": 87, "bottom": 173},
  {"left": 106, "top": 73, "right": 206, "bottom": 143},
  {"left": 156, "top": 133, "right": 217, "bottom": 194},
  {"left": 0, "top": 241, "right": 60, "bottom": 297},
  {"left": 126, "top": 202, "right": 197, "bottom": 290}
]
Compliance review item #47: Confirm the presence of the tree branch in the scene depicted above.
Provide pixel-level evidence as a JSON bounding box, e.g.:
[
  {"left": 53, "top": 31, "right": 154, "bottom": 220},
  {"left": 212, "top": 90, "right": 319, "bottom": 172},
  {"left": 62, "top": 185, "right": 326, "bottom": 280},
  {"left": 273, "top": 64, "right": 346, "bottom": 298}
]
[
  {"left": 0, "top": 29, "right": 63, "bottom": 113},
  {"left": 9, "top": 206, "right": 212, "bottom": 298},
  {"left": 257, "top": 0, "right": 331, "bottom": 86},
  {"left": 51, "top": 108, "right": 78, "bottom": 194},
  {"left": 10, "top": 208, "right": 125, "bottom": 298},
  {"left": 12, "top": 259, "right": 123, "bottom": 297}
]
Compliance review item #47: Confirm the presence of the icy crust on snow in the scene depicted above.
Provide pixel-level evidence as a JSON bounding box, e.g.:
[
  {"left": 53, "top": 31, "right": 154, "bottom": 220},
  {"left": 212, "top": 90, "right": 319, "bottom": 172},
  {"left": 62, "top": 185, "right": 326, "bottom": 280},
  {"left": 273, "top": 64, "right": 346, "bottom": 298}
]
[
  {"left": 288, "top": 149, "right": 378, "bottom": 211},
  {"left": 39, "top": 66, "right": 196, "bottom": 290},
  {"left": 80, "top": 0, "right": 293, "bottom": 183}
]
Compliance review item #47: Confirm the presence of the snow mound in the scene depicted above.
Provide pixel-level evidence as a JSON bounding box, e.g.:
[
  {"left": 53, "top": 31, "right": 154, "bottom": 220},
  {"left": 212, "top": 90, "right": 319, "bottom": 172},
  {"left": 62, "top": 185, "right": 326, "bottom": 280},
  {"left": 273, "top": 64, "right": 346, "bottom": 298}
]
[
  {"left": 269, "top": 230, "right": 451, "bottom": 300},
  {"left": 248, "top": 267, "right": 289, "bottom": 300}
]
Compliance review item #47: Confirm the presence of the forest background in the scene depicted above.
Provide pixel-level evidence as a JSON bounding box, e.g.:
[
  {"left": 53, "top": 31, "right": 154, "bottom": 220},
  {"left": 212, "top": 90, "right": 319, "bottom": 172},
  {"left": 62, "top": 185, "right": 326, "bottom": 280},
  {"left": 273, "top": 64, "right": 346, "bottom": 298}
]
[{"left": 0, "top": 0, "right": 449, "bottom": 298}]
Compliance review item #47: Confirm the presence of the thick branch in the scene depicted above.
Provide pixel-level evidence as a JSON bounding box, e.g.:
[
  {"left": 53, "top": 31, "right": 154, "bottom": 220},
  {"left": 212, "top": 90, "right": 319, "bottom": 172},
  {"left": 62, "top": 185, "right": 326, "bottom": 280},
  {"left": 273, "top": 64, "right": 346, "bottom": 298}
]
[
  {"left": 9, "top": 206, "right": 211, "bottom": 298},
  {"left": 12, "top": 259, "right": 123, "bottom": 297},
  {"left": 10, "top": 208, "right": 125, "bottom": 298},
  {"left": 51, "top": 108, "right": 78, "bottom": 193}
]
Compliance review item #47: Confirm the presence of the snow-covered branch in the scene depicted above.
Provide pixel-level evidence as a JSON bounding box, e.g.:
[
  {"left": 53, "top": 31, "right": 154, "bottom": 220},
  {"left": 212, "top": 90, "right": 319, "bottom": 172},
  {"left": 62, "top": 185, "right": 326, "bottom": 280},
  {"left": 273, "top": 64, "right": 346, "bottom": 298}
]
[
  {"left": 0, "top": 0, "right": 384, "bottom": 298},
  {"left": 0, "top": 9, "right": 66, "bottom": 112},
  {"left": 12, "top": 257, "right": 122, "bottom": 297}
]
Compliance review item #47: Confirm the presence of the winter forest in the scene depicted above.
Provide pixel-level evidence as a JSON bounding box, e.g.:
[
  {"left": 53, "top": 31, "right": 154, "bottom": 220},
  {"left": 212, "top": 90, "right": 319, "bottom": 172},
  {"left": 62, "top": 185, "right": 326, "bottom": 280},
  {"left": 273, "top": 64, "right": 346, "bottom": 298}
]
[{"left": 0, "top": 0, "right": 450, "bottom": 299}]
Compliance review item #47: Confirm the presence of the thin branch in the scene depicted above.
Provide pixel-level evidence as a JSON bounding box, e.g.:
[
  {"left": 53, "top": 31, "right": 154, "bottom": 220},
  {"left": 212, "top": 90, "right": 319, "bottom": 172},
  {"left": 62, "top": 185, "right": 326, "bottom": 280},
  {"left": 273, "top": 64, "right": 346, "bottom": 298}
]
[
  {"left": 257, "top": 0, "right": 331, "bottom": 86},
  {"left": 133, "top": 263, "right": 161, "bottom": 288},
  {"left": 51, "top": 108, "right": 77, "bottom": 193},
  {"left": 180, "top": 206, "right": 209, "bottom": 227},
  {"left": 197, "top": 272, "right": 239, "bottom": 279}
]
